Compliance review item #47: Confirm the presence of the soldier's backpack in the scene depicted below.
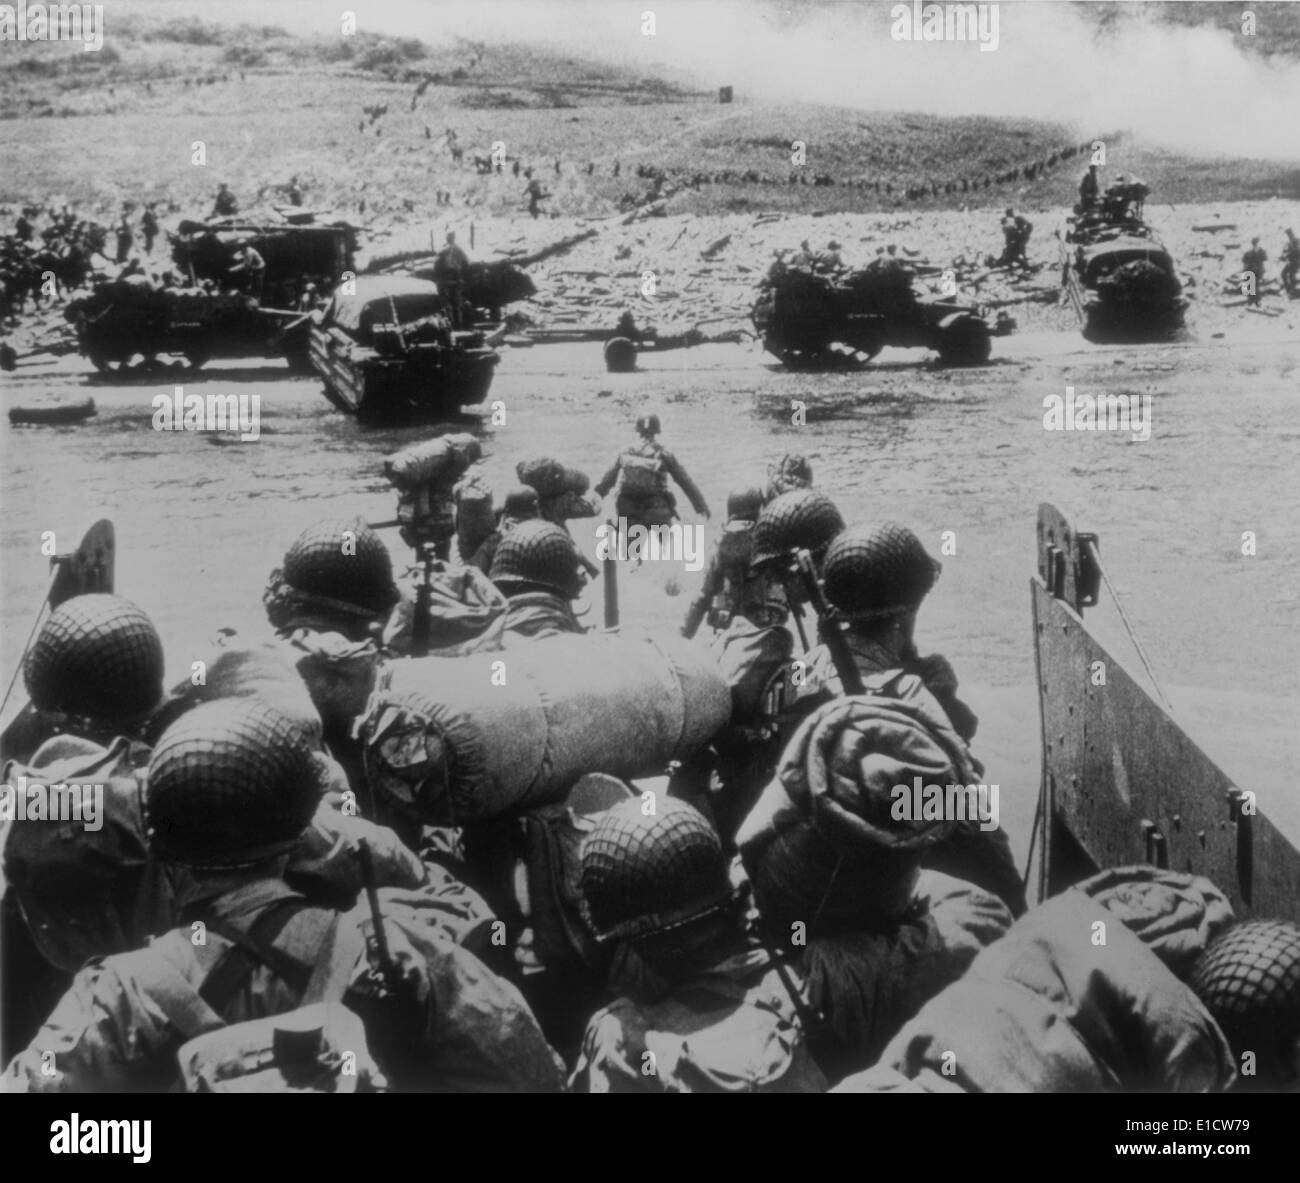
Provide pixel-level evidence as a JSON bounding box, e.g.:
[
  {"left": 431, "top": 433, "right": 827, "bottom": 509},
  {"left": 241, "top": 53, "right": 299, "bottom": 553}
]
[
  {"left": 619, "top": 448, "right": 667, "bottom": 497},
  {"left": 382, "top": 560, "right": 509, "bottom": 656},
  {"left": 454, "top": 475, "right": 496, "bottom": 558},
  {"left": 153, "top": 901, "right": 385, "bottom": 1093}
]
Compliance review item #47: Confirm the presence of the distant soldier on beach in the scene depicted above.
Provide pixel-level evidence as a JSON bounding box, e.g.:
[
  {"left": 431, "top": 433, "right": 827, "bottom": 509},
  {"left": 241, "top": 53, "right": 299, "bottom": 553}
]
[
  {"left": 140, "top": 204, "right": 159, "bottom": 254},
  {"left": 114, "top": 211, "right": 134, "bottom": 264},
  {"left": 1078, "top": 164, "right": 1099, "bottom": 209},
  {"left": 524, "top": 178, "right": 548, "bottom": 219},
  {"left": 1281, "top": 228, "right": 1299, "bottom": 298},
  {"left": 211, "top": 182, "right": 239, "bottom": 218},
  {"left": 1000, "top": 208, "right": 1032, "bottom": 269},
  {"left": 1242, "top": 238, "right": 1267, "bottom": 307},
  {"left": 227, "top": 243, "right": 266, "bottom": 300}
]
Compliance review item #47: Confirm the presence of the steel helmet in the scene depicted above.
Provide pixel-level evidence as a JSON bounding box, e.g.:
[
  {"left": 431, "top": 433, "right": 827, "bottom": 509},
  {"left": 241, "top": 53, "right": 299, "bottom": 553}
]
[
  {"left": 282, "top": 518, "right": 398, "bottom": 615},
  {"left": 726, "top": 486, "right": 764, "bottom": 522},
  {"left": 635, "top": 413, "right": 661, "bottom": 437},
  {"left": 144, "top": 698, "right": 323, "bottom": 868},
  {"left": 822, "top": 523, "right": 941, "bottom": 620},
  {"left": 580, "top": 797, "right": 734, "bottom": 944},
  {"left": 489, "top": 520, "right": 584, "bottom": 599},
  {"left": 749, "top": 489, "right": 845, "bottom": 569},
  {"left": 501, "top": 484, "right": 541, "bottom": 518},
  {"left": 1189, "top": 920, "right": 1300, "bottom": 1082},
  {"left": 25, "top": 594, "right": 164, "bottom": 723}
]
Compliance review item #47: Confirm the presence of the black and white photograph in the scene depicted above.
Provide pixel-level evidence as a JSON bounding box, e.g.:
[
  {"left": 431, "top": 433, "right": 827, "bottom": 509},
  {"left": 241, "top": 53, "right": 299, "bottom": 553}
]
[{"left": 1, "top": 0, "right": 1297, "bottom": 1138}]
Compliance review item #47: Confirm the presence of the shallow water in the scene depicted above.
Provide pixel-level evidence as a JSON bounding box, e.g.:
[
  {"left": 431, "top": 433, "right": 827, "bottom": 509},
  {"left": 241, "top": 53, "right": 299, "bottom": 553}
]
[{"left": 2, "top": 330, "right": 1297, "bottom": 851}]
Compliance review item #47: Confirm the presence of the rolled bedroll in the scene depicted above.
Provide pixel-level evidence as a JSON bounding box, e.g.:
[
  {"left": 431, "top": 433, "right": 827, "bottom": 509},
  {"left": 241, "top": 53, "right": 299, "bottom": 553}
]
[{"left": 359, "top": 629, "right": 732, "bottom": 825}]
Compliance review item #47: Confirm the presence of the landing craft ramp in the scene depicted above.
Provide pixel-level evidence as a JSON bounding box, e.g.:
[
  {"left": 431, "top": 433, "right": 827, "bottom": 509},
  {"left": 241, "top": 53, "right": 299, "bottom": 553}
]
[{"left": 1031, "top": 503, "right": 1300, "bottom": 920}]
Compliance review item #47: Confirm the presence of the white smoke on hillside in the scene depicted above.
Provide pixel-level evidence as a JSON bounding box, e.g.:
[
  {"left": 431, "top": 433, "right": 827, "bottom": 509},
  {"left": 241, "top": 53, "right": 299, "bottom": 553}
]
[{"left": 120, "top": 0, "right": 1300, "bottom": 160}]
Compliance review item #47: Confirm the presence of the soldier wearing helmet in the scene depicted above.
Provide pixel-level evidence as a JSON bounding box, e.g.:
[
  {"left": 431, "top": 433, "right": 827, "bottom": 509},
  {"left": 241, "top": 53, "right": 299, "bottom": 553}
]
[
  {"left": 791, "top": 522, "right": 1024, "bottom": 915},
  {"left": 673, "top": 491, "right": 846, "bottom": 846},
  {"left": 681, "top": 486, "right": 780, "bottom": 640},
  {"left": 3, "top": 698, "right": 565, "bottom": 1093},
  {"left": 489, "top": 520, "right": 588, "bottom": 643},
  {"left": 10, "top": 593, "right": 166, "bottom": 762},
  {"left": 383, "top": 432, "right": 483, "bottom": 558},
  {"left": 1000, "top": 208, "right": 1031, "bottom": 270},
  {"left": 702, "top": 488, "right": 844, "bottom": 725},
  {"left": 264, "top": 518, "right": 402, "bottom": 644},
  {"left": 569, "top": 797, "right": 826, "bottom": 1093},
  {"left": 804, "top": 522, "right": 978, "bottom": 739},
  {"left": 1242, "top": 237, "right": 1267, "bottom": 308},
  {"left": 211, "top": 182, "right": 239, "bottom": 218},
  {"left": 3, "top": 597, "right": 169, "bottom": 1056},
  {"left": 594, "top": 414, "right": 711, "bottom": 536},
  {"left": 1078, "top": 163, "right": 1100, "bottom": 210}
]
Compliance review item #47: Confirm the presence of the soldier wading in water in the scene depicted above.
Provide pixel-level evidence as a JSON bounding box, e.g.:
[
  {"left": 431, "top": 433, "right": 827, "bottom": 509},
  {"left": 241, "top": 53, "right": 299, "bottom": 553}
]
[{"left": 594, "top": 414, "right": 711, "bottom": 554}]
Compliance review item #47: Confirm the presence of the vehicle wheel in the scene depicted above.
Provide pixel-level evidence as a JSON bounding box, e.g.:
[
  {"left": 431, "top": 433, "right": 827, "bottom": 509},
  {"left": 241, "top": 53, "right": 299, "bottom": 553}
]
[
  {"left": 853, "top": 334, "right": 883, "bottom": 362},
  {"left": 936, "top": 319, "right": 991, "bottom": 366},
  {"left": 86, "top": 349, "right": 150, "bottom": 376},
  {"left": 766, "top": 335, "right": 831, "bottom": 369}
]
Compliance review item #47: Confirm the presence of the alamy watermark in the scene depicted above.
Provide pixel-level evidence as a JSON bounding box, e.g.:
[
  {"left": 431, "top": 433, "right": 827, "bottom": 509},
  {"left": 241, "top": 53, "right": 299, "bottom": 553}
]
[
  {"left": 152, "top": 387, "right": 261, "bottom": 441},
  {"left": 1043, "top": 385, "right": 1151, "bottom": 441},
  {"left": 50, "top": 1115, "right": 151, "bottom": 1163},
  {"left": 595, "top": 519, "right": 705, "bottom": 572},
  {"left": 0, "top": 3, "right": 103, "bottom": 52},
  {"left": 891, "top": 776, "right": 1000, "bottom": 832},
  {"left": 0, "top": 776, "right": 103, "bottom": 831},
  {"left": 890, "top": 3, "right": 999, "bottom": 51}
]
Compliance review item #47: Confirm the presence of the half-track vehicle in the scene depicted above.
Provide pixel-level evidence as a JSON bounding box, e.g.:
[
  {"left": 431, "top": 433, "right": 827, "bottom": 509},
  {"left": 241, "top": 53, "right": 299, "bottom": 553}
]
[{"left": 752, "top": 261, "right": 1011, "bottom": 368}]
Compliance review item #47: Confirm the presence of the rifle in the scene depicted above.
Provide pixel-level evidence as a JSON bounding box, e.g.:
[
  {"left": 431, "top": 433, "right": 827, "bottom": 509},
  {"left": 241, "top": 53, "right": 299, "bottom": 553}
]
[
  {"left": 786, "top": 548, "right": 864, "bottom": 695},
  {"left": 410, "top": 543, "right": 436, "bottom": 658},
  {"left": 357, "top": 840, "right": 403, "bottom": 999},
  {"left": 602, "top": 521, "right": 619, "bottom": 629}
]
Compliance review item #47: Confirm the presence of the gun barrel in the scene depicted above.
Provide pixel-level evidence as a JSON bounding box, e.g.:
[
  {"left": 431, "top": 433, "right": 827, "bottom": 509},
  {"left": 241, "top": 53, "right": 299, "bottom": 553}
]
[
  {"left": 794, "top": 549, "right": 865, "bottom": 695},
  {"left": 357, "top": 839, "right": 401, "bottom": 994}
]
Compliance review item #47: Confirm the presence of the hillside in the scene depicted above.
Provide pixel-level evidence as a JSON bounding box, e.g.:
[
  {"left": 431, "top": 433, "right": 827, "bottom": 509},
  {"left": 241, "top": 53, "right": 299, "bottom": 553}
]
[{"left": 2, "top": 13, "right": 1298, "bottom": 231}]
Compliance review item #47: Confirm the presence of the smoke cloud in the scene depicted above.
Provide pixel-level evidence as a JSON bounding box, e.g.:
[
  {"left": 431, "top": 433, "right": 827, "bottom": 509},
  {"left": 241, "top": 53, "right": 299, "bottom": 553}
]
[{"left": 122, "top": 0, "right": 1300, "bottom": 160}]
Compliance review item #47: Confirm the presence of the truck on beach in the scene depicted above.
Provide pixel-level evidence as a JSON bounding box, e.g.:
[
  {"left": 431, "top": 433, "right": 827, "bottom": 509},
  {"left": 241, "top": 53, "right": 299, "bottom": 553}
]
[
  {"left": 1058, "top": 211, "right": 1187, "bottom": 342},
  {"left": 63, "top": 215, "right": 357, "bottom": 375}
]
